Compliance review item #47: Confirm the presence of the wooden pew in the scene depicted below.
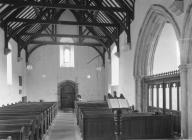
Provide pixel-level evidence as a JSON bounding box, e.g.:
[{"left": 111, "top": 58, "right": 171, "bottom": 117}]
[
  {"left": 75, "top": 101, "right": 108, "bottom": 124},
  {"left": 0, "top": 102, "right": 57, "bottom": 131},
  {"left": 121, "top": 113, "right": 173, "bottom": 139},
  {"left": 0, "top": 112, "right": 44, "bottom": 137},
  {"left": 78, "top": 108, "right": 111, "bottom": 133},
  {"left": 0, "top": 125, "right": 30, "bottom": 140},
  {"left": 0, "top": 115, "right": 42, "bottom": 140},
  {"left": 0, "top": 119, "right": 35, "bottom": 140},
  {"left": 79, "top": 110, "right": 114, "bottom": 140},
  {"left": 0, "top": 102, "right": 57, "bottom": 140},
  {"left": 76, "top": 102, "right": 173, "bottom": 140}
]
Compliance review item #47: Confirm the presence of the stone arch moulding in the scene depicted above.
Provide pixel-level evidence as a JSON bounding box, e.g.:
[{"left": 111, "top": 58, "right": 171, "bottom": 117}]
[
  {"left": 57, "top": 80, "right": 78, "bottom": 109},
  {"left": 182, "top": 3, "right": 192, "bottom": 64},
  {"left": 133, "top": 4, "right": 181, "bottom": 111},
  {"left": 180, "top": 2, "right": 192, "bottom": 138}
]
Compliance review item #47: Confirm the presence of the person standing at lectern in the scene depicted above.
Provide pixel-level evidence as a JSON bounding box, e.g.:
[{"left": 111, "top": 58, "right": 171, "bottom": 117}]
[
  {"left": 119, "top": 93, "right": 125, "bottom": 99},
  {"left": 76, "top": 94, "right": 82, "bottom": 101},
  {"left": 107, "top": 93, "right": 113, "bottom": 99},
  {"left": 113, "top": 91, "right": 118, "bottom": 98}
]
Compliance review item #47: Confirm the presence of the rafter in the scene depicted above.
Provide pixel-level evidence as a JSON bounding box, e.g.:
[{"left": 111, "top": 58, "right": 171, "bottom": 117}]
[
  {"left": 29, "top": 41, "right": 103, "bottom": 47},
  {"left": 25, "top": 32, "right": 108, "bottom": 52},
  {"left": 2, "top": 6, "right": 25, "bottom": 25},
  {"left": 70, "top": 10, "right": 111, "bottom": 44},
  {"left": 25, "top": 10, "right": 65, "bottom": 45},
  {"left": 13, "top": 8, "right": 52, "bottom": 38},
  {"left": 85, "top": 11, "right": 119, "bottom": 49},
  {"left": 8, "top": 18, "right": 118, "bottom": 27},
  {"left": 27, "top": 42, "right": 105, "bottom": 66},
  {"left": 0, "top": 0, "right": 128, "bottom": 13},
  {"left": 24, "top": 33, "right": 108, "bottom": 40},
  {"left": 0, "top": 0, "right": 135, "bottom": 66},
  {"left": 71, "top": 10, "right": 110, "bottom": 57},
  {"left": 0, "top": 6, "right": 16, "bottom": 21}
]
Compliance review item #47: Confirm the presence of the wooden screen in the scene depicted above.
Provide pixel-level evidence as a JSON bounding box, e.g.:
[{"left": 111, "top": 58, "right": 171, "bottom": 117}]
[{"left": 144, "top": 70, "right": 181, "bottom": 136}]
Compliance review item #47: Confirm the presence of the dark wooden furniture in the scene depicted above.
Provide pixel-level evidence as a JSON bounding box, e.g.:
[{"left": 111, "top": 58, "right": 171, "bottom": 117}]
[
  {"left": 122, "top": 113, "right": 172, "bottom": 139},
  {"left": 0, "top": 102, "right": 57, "bottom": 140},
  {"left": 144, "top": 70, "right": 181, "bottom": 136},
  {"left": 75, "top": 101, "right": 173, "bottom": 140}
]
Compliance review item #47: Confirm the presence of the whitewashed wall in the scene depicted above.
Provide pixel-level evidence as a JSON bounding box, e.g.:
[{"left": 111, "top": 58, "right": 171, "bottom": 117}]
[
  {"left": 0, "top": 28, "right": 27, "bottom": 107},
  {"left": 26, "top": 10, "right": 105, "bottom": 102}
]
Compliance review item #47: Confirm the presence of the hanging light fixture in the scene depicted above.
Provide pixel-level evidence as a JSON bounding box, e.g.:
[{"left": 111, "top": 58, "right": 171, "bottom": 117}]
[
  {"left": 26, "top": 62, "right": 33, "bottom": 70},
  {"left": 17, "top": 57, "right": 23, "bottom": 62},
  {"left": 4, "top": 47, "right": 11, "bottom": 55}
]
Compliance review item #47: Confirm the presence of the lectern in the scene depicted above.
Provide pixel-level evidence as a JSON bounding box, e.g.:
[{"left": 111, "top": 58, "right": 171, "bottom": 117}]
[{"left": 107, "top": 97, "right": 130, "bottom": 140}]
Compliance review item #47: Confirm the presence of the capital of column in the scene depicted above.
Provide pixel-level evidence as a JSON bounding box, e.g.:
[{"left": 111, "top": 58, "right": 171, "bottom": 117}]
[
  {"left": 179, "top": 64, "right": 192, "bottom": 72},
  {"left": 134, "top": 75, "right": 144, "bottom": 81}
]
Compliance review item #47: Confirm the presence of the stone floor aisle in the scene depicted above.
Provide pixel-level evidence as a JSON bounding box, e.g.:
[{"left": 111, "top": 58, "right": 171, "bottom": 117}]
[{"left": 45, "top": 111, "right": 82, "bottom": 140}]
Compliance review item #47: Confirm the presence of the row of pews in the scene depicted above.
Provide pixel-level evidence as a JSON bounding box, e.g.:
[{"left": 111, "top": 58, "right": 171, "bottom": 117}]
[
  {"left": 75, "top": 101, "right": 173, "bottom": 140},
  {"left": 0, "top": 101, "right": 58, "bottom": 140}
]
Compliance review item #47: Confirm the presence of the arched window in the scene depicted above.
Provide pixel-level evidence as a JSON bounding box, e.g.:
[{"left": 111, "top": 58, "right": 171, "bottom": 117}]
[
  {"left": 7, "top": 43, "right": 12, "bottom": 85},
  {"left": 64, "top": 47, "right": 70, "bottom": 63},
  {"left": 59, "top": 38, "right": 74, "bottom": 68},
  {"left": 111, "top": 46, "right": 119, "bottom": 86}
]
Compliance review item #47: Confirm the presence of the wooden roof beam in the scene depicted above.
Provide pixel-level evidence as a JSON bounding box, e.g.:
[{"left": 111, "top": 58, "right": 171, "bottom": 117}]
[
  {"left": 9, "top": 18, "right": 118, "bottom": 27},
  {"left": 27, "top": 42, "right": 105, "bottom": 66},
  {"left": 0, "top": 0, "right": 128, "bottom": 13},
  {"left": 29, "top": 41, "right": 103, "bottom": 47},
  {"left": 24, "top": 33, "right": 108, "bottom": 40}
]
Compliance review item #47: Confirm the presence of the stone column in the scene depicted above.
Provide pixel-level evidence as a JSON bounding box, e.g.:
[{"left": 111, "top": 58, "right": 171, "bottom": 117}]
[
  {"left": 142, "top": 78, "right": 149, "bottom": 112},
  {"left": 135, "top": 75, "right": 143, "bottom": 112},
  {"left": 186, "top": 64, "right": 192, "bottom": 138},
  {"left": 179, "top": 64, "right": 188, "bottom": 138}
]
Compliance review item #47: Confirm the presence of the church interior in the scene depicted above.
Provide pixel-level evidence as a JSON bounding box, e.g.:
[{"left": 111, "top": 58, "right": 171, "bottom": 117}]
[{"left": 0, "top": 0, "right": 192, "bottom": 139}]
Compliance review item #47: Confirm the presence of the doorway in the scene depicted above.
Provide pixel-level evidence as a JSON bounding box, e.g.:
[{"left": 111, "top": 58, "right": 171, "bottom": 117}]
[{"left": 58, "top": 80, "right": 78, "bottom": 110}]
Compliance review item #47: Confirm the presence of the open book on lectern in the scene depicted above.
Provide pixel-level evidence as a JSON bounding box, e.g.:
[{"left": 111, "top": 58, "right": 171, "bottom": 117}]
[{"left": 107, "top": 98, "right": 129, "bottom": 109}]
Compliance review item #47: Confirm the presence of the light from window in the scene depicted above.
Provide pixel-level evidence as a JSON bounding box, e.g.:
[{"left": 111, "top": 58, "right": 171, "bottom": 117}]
[
  {"left": 166, "top": 85, "right": 169, "bottom": 109},
  {"left": 176, "top": 41, "right": 180, "bottom": 66},
  {"left": 60, "top": 45, "right": 74, "bottom": 68},
  {"left": 153, "top": 23, "right": 180, "bottom": 74},
  {"left": 60, "top": 38, "right": 74, "bottom": 67},
  {"left": 7, "top": 43, "right": 12, "bottom": 85},
  {"left": 159, "top": 85, "right": 163, "bottom": 108},
  {"left": 148, "top": 87, "right": 152, "bottom": 106},
  {"left": 64, "top": 48, "right": 70, "bottom": 63},
  {"left": 111, "top": 46, "right": 119, "bottom": 86},
  {"left": 172, "top": 84, "right": 177, "bottom": 110},
  {"left": 153, "top": 86, "right": 157, "bottom": 107}
]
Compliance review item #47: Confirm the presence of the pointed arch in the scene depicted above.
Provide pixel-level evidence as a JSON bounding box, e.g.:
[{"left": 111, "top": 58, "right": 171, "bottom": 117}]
[
  {"left": 133, "top": 5, "right": 180, "bottom": 111},
  {"left": 134, "top": 4, "right": 181, "bottom": 77}
]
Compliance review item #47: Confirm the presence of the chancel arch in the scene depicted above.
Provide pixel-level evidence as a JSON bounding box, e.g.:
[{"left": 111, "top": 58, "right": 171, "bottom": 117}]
[
  {"left": 134, "top": 4, "right": 184, "bottom": 137},
  {"left": 134, "top": 4, "right": 181, "bottom": 111}
]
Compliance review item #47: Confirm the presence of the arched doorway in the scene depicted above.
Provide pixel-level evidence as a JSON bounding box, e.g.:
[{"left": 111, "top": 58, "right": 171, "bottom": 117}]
[{"left": 58, "top": 80, "right": 78, "bottom": 110}]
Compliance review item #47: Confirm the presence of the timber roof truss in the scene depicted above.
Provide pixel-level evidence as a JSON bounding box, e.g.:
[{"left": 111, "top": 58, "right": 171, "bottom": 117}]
[{"left": 0, "top": 0, "right": 135, "bottom": 65}]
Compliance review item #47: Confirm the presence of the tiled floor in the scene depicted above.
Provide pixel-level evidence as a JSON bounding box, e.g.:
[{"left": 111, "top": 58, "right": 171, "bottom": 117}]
[{"left": 45, "top": 111, "right": 82, "bottom": 140}]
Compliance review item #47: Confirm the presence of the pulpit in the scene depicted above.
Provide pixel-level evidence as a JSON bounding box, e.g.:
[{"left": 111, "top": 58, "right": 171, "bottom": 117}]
[{"left": 107, "top": 95, "right": 130, "bottom": 140}]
